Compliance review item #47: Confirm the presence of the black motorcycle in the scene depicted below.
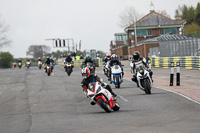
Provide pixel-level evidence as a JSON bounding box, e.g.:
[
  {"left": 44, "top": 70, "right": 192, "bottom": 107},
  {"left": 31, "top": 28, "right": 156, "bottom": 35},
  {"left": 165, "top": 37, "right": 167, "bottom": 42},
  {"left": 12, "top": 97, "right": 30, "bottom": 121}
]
[{"left": 65, "top": 62, "right": 73, "bottom": 76}]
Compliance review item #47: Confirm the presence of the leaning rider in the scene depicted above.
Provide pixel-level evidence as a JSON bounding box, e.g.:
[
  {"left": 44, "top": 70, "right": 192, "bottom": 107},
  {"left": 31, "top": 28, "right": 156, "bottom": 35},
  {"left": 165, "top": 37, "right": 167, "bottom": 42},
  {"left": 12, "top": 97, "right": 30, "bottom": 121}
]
[{"left": 81, "top": 68, "right": 117, "bottom": 105}]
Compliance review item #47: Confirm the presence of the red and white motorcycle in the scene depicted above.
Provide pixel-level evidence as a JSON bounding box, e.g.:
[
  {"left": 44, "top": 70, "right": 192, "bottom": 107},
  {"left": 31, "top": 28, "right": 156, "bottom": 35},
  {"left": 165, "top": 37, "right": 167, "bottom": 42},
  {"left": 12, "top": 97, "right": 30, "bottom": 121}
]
[{"left": 86, "top": 82, "right": 120, "bottom": 113}]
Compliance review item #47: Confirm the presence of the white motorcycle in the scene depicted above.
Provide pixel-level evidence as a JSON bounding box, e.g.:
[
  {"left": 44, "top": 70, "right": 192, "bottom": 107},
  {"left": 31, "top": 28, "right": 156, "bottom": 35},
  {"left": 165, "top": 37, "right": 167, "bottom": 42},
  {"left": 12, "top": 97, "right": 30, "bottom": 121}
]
[
  {"left": 18, "top": 62, "right": 22, "bottom": 69},
  {"left": 26, "top": 62, "right": 31, "bottom": 68},
  {"left": 136, "top": 66, "right": 152, "bottom": 94},
  {"left": 86, "top": 82, "right": 120, "bottom": 113},
  {"left": 103, "top": 61, "right": 110, "bottom": 78},
  {"left": 110, "top": 65, "right": 123, "bottom": 88}
]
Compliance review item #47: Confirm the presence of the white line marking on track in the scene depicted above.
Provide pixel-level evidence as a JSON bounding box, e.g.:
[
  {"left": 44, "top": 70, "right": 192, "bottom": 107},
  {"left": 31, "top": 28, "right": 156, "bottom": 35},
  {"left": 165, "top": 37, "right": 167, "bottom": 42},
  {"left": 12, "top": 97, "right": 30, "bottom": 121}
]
[
  {"left": 51, "top": 73, "right": 54, "bottom": 76},
  {"left": 124, "top": 79, "right": 200, "bottom": 105},
  {"left": 117, "top": 94, "right": 128, "bottom": 102}
]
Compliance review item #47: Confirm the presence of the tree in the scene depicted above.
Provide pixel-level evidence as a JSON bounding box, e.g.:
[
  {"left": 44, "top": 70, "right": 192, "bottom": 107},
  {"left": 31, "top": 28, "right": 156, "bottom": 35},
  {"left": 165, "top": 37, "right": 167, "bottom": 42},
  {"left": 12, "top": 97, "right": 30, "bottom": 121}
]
[
  {"left": 76, "top": 50, "right": 83, "bottom": 56},
  {"left": 0, "top": 15, "right": 11, "bottom": 48},
  {"left": 175, "top": 5, "right": 184, "bottom": 19},
  {"left": 26, "top": 45, "right": 51, "bottom": 59},
  {"left": 195, "top": 2, "right": 200, "bottom": 25},
  {"left": 183, "top": 22, "right": 200, "bottom": 35},
  {"left": 0, "top": 52, "right": 13, "bottom": 68},
  {"left": 118, "top": 7, "right": 143, "bottom": 28},
  {"left": 157, "top": 10, "right": 171, "bottom": 18},
  {"left": 96, "top": 50, "right": 106, "bottom": 58},
  {"left": 51, "top": 50, "right": 62, "bottom": 59}
]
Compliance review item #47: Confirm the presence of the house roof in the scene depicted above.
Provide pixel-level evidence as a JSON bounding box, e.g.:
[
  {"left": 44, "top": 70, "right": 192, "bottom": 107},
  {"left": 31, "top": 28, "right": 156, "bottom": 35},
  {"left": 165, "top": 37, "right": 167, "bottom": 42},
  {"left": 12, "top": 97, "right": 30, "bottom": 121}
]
[
  {"left": 127, "top": 12, "right": 185, "bottom": 29},
  {"left": 136, "top": 33, "right": 190, "bottom": 45}
]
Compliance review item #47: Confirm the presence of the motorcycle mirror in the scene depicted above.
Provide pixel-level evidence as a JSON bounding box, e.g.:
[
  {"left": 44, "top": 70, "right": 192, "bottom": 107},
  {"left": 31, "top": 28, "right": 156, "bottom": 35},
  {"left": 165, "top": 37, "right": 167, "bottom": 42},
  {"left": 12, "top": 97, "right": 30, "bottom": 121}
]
[{"left": 100, "top": 78, "right": 103, "bottom": 82}]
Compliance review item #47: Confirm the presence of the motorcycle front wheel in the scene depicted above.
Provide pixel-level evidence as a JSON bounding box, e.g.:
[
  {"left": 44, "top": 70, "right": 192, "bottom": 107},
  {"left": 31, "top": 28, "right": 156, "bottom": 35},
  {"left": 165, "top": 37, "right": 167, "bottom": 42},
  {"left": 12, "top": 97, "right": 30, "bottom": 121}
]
[
  {"left": 97, "top": 97, "right": 112, "bottom": 113},
  {"left": 143, "top": 79, "right": 151, "bottom": 94}
]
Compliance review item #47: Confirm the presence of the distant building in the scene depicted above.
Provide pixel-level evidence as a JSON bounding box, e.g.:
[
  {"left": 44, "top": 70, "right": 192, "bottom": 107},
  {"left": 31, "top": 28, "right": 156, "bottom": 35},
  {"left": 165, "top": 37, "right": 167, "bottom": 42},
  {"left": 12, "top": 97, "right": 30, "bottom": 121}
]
[{"left": 110, "top": 5, "right": 186, "bottom": 59}]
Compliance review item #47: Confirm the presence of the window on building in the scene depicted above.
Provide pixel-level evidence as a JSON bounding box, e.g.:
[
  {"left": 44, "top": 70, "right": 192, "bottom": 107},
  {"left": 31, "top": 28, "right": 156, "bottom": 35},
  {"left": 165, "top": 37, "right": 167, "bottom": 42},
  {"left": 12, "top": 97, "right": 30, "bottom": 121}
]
[
  {"left": 136, "top": 29, "right": 147, "bottom": 37},
  {"left": 164, "top": 28, "right": 177, "bottom": 34},
  {"left": 160, "top": 29, "right": 164, "bottom": 35},
  {"left": 147, "top": 29, "right": 152, "bottom": 36}
]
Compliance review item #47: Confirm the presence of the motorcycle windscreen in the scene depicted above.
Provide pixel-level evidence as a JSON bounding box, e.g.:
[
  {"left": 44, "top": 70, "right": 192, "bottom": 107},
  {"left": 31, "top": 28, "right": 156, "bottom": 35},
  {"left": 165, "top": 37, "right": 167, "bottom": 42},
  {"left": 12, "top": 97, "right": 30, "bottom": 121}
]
[
  {"left": 114, "top": 65, "right": 119, "bottom": 69},
  {"left": 88, "top": 82, "right": 96, "bottom": 92},
  {"left": 136, "top": 66, "right": 145, "bottom": 75}
]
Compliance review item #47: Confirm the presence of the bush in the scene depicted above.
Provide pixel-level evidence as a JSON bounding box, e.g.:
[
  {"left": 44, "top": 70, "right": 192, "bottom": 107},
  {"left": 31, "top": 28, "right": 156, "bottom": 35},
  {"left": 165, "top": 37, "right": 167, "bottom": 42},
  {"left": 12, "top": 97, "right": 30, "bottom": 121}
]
[{"left": 0, "top": 52, "right": 14, "bottom": 68}]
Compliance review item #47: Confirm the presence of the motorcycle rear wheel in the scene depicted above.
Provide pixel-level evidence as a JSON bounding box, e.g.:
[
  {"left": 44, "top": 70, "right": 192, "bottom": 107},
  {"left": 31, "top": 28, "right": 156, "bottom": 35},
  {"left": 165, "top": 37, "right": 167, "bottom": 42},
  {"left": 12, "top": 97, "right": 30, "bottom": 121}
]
[{"left": 113, "top": 102, "right": 120, "bottom": 111}]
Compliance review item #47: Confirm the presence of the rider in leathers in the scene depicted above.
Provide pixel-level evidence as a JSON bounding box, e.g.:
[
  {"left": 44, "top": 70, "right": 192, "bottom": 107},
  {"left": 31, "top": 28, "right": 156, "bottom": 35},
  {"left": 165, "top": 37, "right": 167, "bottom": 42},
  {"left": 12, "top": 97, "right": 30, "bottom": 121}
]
[
  {"left": 108, "top": 54, "right": 124, "bottom": 82},
  {"left": 64, "top": 55, "right": 74, "bottom": 71},
  {"left": 81, "top": 54, "right": 94, "bottom": 67},
  {"left": 103, "top": 53, "right": 111, "bottom": 64},
  {"left": 44, "top": 57, "right": 51, "bottom": 72},
  {"left": 103, "top": 53, "right": 111, "bottom": 74},
  {"left": 81, "top": 68, "right": 117, "bottom": 105},
  {"left": 131, "top": 51, "right": 153, "bottom": 86}
]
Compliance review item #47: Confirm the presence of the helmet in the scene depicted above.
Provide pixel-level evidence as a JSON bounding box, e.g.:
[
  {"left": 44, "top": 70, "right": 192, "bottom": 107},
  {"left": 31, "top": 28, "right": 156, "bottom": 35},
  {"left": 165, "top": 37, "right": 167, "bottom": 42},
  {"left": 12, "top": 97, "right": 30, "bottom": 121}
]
[
  {"left": 86, "top": 54, "right": 90, "bottom": 58},
  {"left": 81, "top": 68, "right": 90, "bottom": 79},
  {"left": 111, "top": 54, "right": 117, "bottom": 60},
  {"left": 133, "top": 51, "right": 140, "bottom": 60},
  {"left": 85, "top": 54, "right": 91, "bottom": 61},
  {"left": 106, "top": 53, "right": 111, "bottom": 58}
]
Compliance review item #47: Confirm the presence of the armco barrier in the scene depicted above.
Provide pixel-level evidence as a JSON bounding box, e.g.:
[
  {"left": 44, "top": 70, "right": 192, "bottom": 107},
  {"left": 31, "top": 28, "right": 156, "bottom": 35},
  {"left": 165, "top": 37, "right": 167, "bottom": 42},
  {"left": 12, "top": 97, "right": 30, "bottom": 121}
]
[{"left": 150, "top": 56, "right": 200, "bottom": 69}]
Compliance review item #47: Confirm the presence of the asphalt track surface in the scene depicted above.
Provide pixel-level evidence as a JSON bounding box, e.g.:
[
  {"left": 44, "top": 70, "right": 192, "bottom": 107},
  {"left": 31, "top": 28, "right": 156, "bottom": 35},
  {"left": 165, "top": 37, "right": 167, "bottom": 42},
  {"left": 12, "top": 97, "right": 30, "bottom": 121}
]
[{"left": 0, "top": 66, "right": 200, "bottom": 133}]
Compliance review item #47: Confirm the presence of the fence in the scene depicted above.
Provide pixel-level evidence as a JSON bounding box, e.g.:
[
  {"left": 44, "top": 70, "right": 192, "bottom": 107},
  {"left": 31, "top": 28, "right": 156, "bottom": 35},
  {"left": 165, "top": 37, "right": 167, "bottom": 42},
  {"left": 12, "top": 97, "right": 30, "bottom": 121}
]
[
  {"left": 150, "top": 56, "right": 200, "bottom": 70},
  {"left": 159, "top": 35, "right": 200, "bottom": 57}
]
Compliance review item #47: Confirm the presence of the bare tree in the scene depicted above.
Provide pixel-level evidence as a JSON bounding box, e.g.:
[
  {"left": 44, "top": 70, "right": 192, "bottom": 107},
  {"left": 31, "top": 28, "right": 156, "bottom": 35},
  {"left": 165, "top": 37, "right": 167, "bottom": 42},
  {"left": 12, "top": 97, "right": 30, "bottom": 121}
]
[
  {"left": 26, "top": 45, "right": 51, "bottom": 58},
  {"left": 0, "top": 15, "right": 11, "bottom": 48},
  {"left": 118, "top": 7, "right": 143, "bottom": 29},
  {"left": 157, "top": 10, "right": 171, "bottom": 18},
  {"left": 174, "top": 5, "right": 184, "bottom": 19}
]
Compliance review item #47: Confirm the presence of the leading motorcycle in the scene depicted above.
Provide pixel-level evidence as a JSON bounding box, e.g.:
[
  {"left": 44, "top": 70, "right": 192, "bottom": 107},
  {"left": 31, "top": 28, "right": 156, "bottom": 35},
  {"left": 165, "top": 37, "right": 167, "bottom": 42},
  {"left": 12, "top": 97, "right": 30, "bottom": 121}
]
[{"left": 86, "top": 82, "right": 120, "bottom": 113}]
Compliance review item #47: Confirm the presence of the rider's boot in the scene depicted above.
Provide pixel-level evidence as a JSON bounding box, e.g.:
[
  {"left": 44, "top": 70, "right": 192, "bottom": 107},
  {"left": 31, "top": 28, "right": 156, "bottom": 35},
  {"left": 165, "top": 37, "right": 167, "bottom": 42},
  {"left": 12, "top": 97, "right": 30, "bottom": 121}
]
[{"left": 90, "top": 100, "right": 96, "bottom": 105}]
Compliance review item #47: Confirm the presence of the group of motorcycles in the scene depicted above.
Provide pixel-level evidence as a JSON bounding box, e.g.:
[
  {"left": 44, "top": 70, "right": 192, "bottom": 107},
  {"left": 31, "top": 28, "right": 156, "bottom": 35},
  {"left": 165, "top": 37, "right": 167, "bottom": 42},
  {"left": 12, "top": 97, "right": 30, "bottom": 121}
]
[
  {"left": 103, "top": 60, "right": 153, "bottom": 94},
  {"left": 13, "top": 61, "right": 30, "bottom": 69}
]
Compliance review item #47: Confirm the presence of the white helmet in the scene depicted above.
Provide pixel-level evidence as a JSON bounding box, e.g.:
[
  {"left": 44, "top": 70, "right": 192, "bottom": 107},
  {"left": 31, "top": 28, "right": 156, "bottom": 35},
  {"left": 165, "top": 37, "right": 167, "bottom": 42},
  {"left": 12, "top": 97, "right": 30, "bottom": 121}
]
[{"left": 111, "top": 54, "right": 117, "bottom": 60}]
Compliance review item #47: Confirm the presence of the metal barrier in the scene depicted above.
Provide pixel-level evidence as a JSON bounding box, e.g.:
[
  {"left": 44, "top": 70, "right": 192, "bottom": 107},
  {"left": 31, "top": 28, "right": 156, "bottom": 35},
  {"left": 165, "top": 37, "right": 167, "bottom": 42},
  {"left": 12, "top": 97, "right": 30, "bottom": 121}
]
[{"left": 150, "top": 56, "right": 200, "bottom": 70}]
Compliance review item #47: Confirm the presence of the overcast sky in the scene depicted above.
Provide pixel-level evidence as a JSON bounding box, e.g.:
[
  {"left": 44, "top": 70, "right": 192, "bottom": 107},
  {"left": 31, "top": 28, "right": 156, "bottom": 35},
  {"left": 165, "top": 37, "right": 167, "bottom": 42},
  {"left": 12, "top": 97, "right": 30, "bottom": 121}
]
[{"left": 0, "top": 0, "right": 199, "bottom": 58}]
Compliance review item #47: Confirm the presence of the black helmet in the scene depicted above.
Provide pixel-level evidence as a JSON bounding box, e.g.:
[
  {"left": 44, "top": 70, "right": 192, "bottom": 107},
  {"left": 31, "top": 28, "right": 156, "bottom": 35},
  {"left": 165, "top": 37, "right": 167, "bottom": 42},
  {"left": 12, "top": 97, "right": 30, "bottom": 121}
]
[{"left": 133, "top": 51, "right": 140, "bottom": 60}]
